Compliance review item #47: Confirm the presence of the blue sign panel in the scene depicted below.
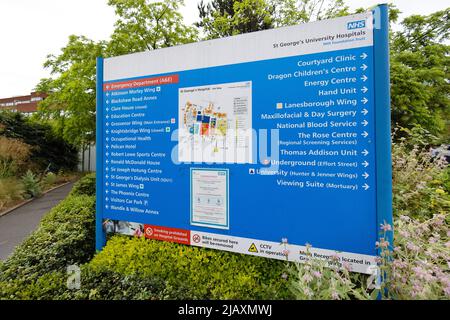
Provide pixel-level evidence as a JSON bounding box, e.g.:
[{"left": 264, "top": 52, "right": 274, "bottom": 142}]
[{"left": 96, "top": 6, "right": 391, "bottom": 273}]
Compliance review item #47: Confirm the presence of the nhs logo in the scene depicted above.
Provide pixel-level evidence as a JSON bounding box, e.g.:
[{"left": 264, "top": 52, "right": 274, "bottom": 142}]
[{"left": 347, "top": 20, "right": 366, "bottom": 30}]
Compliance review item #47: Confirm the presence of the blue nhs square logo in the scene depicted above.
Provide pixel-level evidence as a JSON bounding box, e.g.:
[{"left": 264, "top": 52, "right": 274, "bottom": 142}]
[{"left": 347, "top": 20, "right": 366, "bottom": 30}]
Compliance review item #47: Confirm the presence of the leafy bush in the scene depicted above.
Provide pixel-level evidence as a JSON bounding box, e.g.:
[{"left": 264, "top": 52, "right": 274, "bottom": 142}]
[
  {"left": 392, "top": 127, "right": 450, "bottom": 220},
  {"left": 0, "top": 111, "right": 78, "bottom": 172},
  {"left": 21, "top": 170, "right": 42, "bottom": 199},
  {"left": 0, "top": 195, "right": 95, "bottom": 284},
  {"left": 41, "top": 172, "right": 57, "bottom": 189},
  {"left": 68, "top": 267, "right": 170, "bottom": 300},
  {"left": 0, "top": 178, "right": 24, "bottom": 211},
  {"left": 70, "top": 173, "right": 96, "bottom": 197},
  {"left": 88, "top": 235, "right": 292, "bottom": 299}
]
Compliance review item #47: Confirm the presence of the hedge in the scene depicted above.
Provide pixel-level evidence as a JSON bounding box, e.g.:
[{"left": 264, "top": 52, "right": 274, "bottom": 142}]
[
  {"left": 70, "top": 173, "right": 96, "bottom": 197},
  {"left": 87, "top": 236, "right": 292, "bottom": 299},
  {"left": 0, "top": 174, "right": 293, "bottom": 300},
  {"left": 0, "top": 194, "right": 95, "bottom": 283}
]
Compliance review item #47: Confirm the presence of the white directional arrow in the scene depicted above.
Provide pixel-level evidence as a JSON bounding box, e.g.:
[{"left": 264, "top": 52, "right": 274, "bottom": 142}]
[
  {"left": 361, "top": 75, "right": 368, "bottom": 82},
  {"left": 361, "top": 119, "right": 369, "bottom": 126},
  {"left": 106, "top": 115, "right": 109, "bottom": 119},
  {"left": 105, "top": 205, "right": 109, "bottom": 209},
  {"left": 361, "top": 64, "right": 368, "bottom": 71},
  {"left": 361, "top": 131, "right": 369, "bottom": 138},
  {"left": 361, "top": 97, "right": 368, "bottom": 104},
  {"left": 106, "top": 152, "right": 109, "bottom": 157},
  {"left": 106, "top": 122, "right": 109, "bottom": 126},
  {"left": 363, "top": 183, "right": 370, "bottom": 190},
  {"left": 106, "top": 160, "right": 109, "bottom": 164},
  {"left": 106, "top": 145, "right": 110, "bottom": 149},
  {"left": 361, "top": 108, "right": 369, "bottom": 116},
  {"left": 105, "top": 190, "right": 109, "bottom": 194},
  {"left": 105, "top": 175, "right": 109, "bottom": 179},
  {"left": 362, "top": 161, "right": 369, "bottom": 168},
  {"left": 362, "top": 149, "right": 369, "bottom": 156},
  {"left": 106, "top": 130, "right": 109, "bottom": 134},
  {"left": 106, "top": 92, "right": 110, "bottom": 97},
  {"left": 360, "top": 53, "right": 368, "bottom": 59},
  {"left": 362, "top": 172, "right": 369, "bottom": 179},
  {"left": 105, "top": 197, "right": 109, "bottom": 201},
  {"left": 105, "top": 167, "right": 109, "bottom": 171},
  {"left": 106, "top": 137, "right": 109, "bottom": 141},
  {"left": 105, "top": 182, "right": 109, "bottom": 186},
  {"left": 361, "top": 86, "right": 368, "bottom": 93}
]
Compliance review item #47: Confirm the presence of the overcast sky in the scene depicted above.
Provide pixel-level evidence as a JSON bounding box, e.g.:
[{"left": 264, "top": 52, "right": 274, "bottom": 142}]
[{"left": 0, "top": 0, "right": 448, "bottom": 98}]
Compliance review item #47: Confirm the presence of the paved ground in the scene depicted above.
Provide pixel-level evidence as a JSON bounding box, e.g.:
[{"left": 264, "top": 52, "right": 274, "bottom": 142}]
[{"left": 0, "top": 182, "right": 74, "bottom": 261}]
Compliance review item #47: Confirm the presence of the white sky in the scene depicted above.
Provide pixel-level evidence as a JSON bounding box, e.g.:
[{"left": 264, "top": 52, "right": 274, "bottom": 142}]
[{"left": 0, "top": 0, "right": 448, "bottom": 98}]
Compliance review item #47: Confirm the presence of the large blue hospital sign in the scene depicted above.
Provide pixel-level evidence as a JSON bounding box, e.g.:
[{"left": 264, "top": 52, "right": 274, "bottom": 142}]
[{"left": 96, "top": 5, "right": 392, "bottom": 273}]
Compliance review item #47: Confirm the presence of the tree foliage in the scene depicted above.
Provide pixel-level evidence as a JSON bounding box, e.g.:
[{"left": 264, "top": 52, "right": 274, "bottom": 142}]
[
  {"left": 35, "top": 0, "right": 197, "bottom": 147},
  {"left": 270, "top": 0, "right": 349, "bottom": 27},
  {"left": 35, "top": 1, "right": 449, "bottom": 146},
  {"left": 390, "top": 8, "right": 450, "bottom": 139},
  {"left": 35, "top": 36, "right": 106, "bottom": 147},
  {"left": 197, "top": 0, "right": 275, "bottom": 39},
  {"left": 107, "top": 0, "right": 197, "bottom": 55}
]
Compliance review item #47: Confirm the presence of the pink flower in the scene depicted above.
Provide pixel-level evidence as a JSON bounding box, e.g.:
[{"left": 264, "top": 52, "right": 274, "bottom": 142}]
[
  {"left": 406, "top": 242, "right": 420, "bottom": 252},
  {"left": 376, "top": 239, "right": 390, "bottom": 248},
  {"left": 399, "top": 230, "right": 410, "bottom": 238},
  {"left": 303, "top": 288, "right": 313, "bottom": 297},
  {"left": 303, "top": 274, "right": 313, "bottom": 283},
  {"left": 331, "top": 291, "right": 340, "bottom": 300},
  {"left": 313, "top": 271, "right": 322, "bottom": 279},
  {"left": 380, "top": 222, "right": 392, "bottom": 232}
]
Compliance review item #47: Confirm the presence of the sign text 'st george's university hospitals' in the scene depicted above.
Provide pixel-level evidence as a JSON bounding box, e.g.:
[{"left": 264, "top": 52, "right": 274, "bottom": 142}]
[{"left": 96, "top": 5, "right": 392, "bottom": 274}]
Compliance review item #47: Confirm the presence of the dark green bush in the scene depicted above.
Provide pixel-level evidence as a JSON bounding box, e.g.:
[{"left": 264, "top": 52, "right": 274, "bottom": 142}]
[
  {"left": 0, "top": 111, "right": 78, "bottom": 172},
  {"left": 0, "top": 195, "right": 95, "bottom": 284},
  {"left": 70, "top": 173, "right": 96, "bottom": 197},
  {"left": 0, "top": 271, "right": 69, "bottom": 300},
  {"left": 1, "top": 172, "right": 292, "bottom": 300},
  {"left": 88, "top": 235, "right": 293, "bottom": 299}
]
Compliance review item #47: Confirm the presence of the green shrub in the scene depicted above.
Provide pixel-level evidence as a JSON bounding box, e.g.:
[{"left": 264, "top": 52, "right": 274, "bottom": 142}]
[
  {"left": 21, "top": 170, "right": 42, "bottom": 199},
  {"left": 88, "top": 235, "right": 292, "bottom": 299},
  {"left": 392, "top": 127, "right": 450, "bottom": 220},
  {"left": 0, "top": 195, "right": 95, "bottom": 284},
  {"left": 70, "top": 173, "right": 96, "bottom": 197},
  {"left": 41, "top": 172, "right": 57, "bottom": 189},
  {"left": 69, "top": 266, "right": 169, "bottom": 300},
  {"left": 0, "top": 271, "right": 69, "bottom": 300}
]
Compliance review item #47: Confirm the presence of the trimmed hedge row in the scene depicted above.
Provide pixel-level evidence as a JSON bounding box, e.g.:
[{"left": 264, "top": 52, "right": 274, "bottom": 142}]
[
  {"left": 0, "top": 194, "right": 96, "bottom": 283},
  {"left": 88, "top": 236, "right": 292, "bottom": 299},
  {"left": 0, "top": 174, "right": 292, "bottom": 300},
  {"left": 69, "top": 173, "right": 96, "bottom": 197}
]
